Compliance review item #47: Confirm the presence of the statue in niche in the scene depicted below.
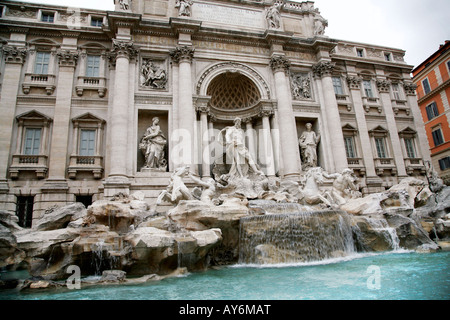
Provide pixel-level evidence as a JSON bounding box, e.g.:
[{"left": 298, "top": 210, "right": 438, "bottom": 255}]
[
  {"left": 265, "top": 4, "right": 282, "bottom": 29},
  {"left": 139, "top": 117, "right": 168, "bottom": 171},
  {"left": 218, "top": 117, "right": 264, "bottom": 180},
  {"left": 291, "top": 73, "right": 311, "bottom": 99},
  {"left": 175, "top": 0, "right": 193, "bottom": 17},
  {"left": 140, "top": 59, "right": 167, "bottom": 89},
  {"left": 156, "top": 166, "right": 193, "bottom": 205},
  {"left": 299, "top": 123, "right": 320, "bottom": 169}
]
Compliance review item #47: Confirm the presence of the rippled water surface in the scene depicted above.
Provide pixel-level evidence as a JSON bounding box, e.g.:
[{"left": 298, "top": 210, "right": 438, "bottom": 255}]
[{"left": 1, "top": 251, "right": 449, "bottom": 300}]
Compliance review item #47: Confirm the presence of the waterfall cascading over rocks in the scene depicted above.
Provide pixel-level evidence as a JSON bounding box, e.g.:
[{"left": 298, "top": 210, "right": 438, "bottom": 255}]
[{"left": 238, "top": 209, "right": 357, "bottom": 265}]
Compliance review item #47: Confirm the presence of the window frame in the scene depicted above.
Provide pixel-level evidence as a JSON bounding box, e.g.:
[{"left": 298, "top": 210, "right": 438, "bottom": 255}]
[
  {"left": 79, "top": 129, "right": 97, "bottom": 156},
  {"left": 363, "top": 79, "right": 374, "bottom": 98},
  {"left": 34, "top": 51, "right": 51, "bottom": 75},
  {"left": 425, "top": 102, "right": 439, "bottom": 121},
  {"left": 40, "top": 11, "right": 55, "bottom": 23},
  {"left": 356, "top": 49, "right": 364, "bottom": 58},
  {"left": 422, "top": 78, "right": 431, "bottom": 95},
  {"left": 404, "top": 138, "right": 416, "bottom": 159},
  {"left": 344, "top": 136, "right": 357, "bottom": 158},
  {"left": 432, "top": 127, "right": 445, "bottom": 147},
  {"left": 439, "top": 156, "right": 450, "bottom": 171},
  {"left": 85, "top": 54, "right": 101, "bottom": 78},
  {"left": 90, "top": 16, "right": 104, "bottom": 27},
  {"left": 23, "top": 127, "right": 42, "bottom": 156},
  {"left": 332, "top": 76, "right": 344, "bottom": 95}
]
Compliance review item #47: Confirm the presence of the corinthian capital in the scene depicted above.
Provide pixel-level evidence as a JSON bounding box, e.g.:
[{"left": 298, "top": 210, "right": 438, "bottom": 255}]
[
  {"left": 346, "top": 76, "right": 362, "bottom": 90},
  {"left": 57, "top": 49, "right": 79, "bottom": 67},
  {"left": 270, "top": 55, "right": 290, "bottom": 73},
  {"left": 2, "top": 45, "right": 28, "bottom": 64},
  {"left": 376, "top": 79, "right": 391, "bottom": 93},
  {"left": 403, "top": 82, "right": 417, "bottom": 96},
  {"left": 110, "top": 39, "right": 139, "bottom": 62},
  {"left": 170, "top": 46, "right": 195, "bottom": 64},
  {"left": 312, "top": 61, "right": 335, "bottom": 78}
]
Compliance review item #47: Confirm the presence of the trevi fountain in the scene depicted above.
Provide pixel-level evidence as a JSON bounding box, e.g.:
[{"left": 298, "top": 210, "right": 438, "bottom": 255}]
[{"left": 0, "top": 117, "right": 449, "bottom": 300}]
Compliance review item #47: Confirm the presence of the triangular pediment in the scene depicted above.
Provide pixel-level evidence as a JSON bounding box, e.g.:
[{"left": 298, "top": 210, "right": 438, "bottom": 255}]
[
  {"left": 369, "top": 125, "right": 388, "bottom": 133},
  {"left": 399, "top": 127, "right": 417, "bottom": 135},
  {"left": 342, "top": 123, "right": 358, "bottom": 132},
  {"left": 16, "top": 110, "right": 52, "bottom": 122},
  {"left": 72, "top": 113, "right": 105, "bottom": 123}
]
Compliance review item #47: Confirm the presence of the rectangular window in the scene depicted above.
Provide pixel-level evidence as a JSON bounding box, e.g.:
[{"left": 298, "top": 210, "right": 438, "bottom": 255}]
[
  {"left": 16, "top": 196, "right": 34, "bottom": 228},
  {"left": 392, "top": 83, "right": 402, "bottom": 100},
  {"left": 80, "top": 129, "right": 96, "bottom": 156},
  {"left": 422, "top": 78, "right": 431, "bottom": 95},
  {"left": 34, "top": 52, "right": 50, "bottom": 74},
  {"left": 426, "top": 102, "right": 440, "bottom": 120},
  {"left": 432, "top": 128, "right": 445, "bottom": 146},
  {"left": 363, "top": 80, "right": 374, "bottom": 98},
  {"left": 384, "top": 53, "right": 391, "bottom": 61},
  {"left": 23, "top": 128, "right": 42, "bottom": 155},
  {"left": 375, "top": 138, "right": 387, "bottom": 158},
  {"left": 41, "top": 12, "right": 54, "bottom": 23},
  {"left": 91, "top": 17, "right": 103, "bottom": 27},
  {"left": 404, "top": 138, "right": 416, "bottom": 158},
  {"left": 344, "top": 136, "right": 356, "bottom": 158},
  {"left": 332, "top": 77, "right": 344, "bottom": 95},
  {"left": 357, "top": 49, "right": 364, "bottom": 57},
  {"left": 86, "top": 55, "right": 101, "bottom": 77},
  {"left": 439, "top": 156, "right": 450, "bottom": 171}
]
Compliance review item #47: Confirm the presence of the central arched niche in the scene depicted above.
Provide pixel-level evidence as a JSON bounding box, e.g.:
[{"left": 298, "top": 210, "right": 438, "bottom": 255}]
[{"left": 207, "top": 72, "right": 261, "bottom": 111}]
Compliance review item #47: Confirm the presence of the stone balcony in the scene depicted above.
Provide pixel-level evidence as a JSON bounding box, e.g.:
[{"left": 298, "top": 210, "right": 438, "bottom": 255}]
[
  {"left": 9, "top": 154, "right": 48, "bottom": 179},
  {"left": 75, "top": 76, "right": 107, "bottom": 98},
  {"left": 347, "top": 158, "right": 366, "bottom": 176},
  {"left": 404, "top": 158, "right": 426, "bottom": 175},
  {"left": 68, "top": 155, "right": 103, "bottom": 179},
  {"left": 374, "top": 158, "right": 397, "bottom": 176},
  {"left": 22, "top": 73, "right": 56, "bottom": 95}
]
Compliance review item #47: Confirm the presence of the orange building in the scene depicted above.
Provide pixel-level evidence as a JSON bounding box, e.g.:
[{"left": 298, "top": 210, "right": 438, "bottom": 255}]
[{"left": 412, "top": 41, "right": 450, "bottom": 184}]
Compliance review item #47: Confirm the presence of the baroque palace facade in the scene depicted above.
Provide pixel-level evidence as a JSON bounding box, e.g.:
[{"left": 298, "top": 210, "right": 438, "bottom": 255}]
[{"left": 0, "top": 0, "right": 431, "bottom": 226}]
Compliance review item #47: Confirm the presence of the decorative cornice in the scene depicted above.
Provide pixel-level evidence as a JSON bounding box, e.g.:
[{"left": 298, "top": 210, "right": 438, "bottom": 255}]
[
  {"left": 169, "top": 46, "right": 195, "bottom": 64},
  {"left": 258, "top": 105, "right": 275, "bottom": 118},
  {"left": 2, "top": 45, "right": 28, "bottom": 64},
  {"left": 270, "top": 55, "right": 290, "bottom": 73},
  {"left": 376, "top": 79, "right": 391, "bottom": 93},
  {"left": 57, "top": 49, "right": 79, "bottom": 67},
  {"left": 312, "top": 61, "right": 335, "bottom": 78},
  {"left": 346, "top": 76, "right": 362, "bottom": 90}
]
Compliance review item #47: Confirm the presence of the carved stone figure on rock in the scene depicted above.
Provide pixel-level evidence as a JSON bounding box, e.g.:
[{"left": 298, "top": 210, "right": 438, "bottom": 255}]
[
  {"left": 140, "top": 60, "right": 167, "bottom": 89},
  {"left": 140, "top": 117, "right": 167, "bottom": 171},
  {"left": 188, "top": 173, "right": 218, "bottom": 206},
  {"left": 322, "top": 168, "right": 361, "bottom": 207},
  {"left": 298, "top": 167, "right": 331, "bottom": 207},
  {"left": 156, "top": 166, "right": 193, "bottom": 205}
]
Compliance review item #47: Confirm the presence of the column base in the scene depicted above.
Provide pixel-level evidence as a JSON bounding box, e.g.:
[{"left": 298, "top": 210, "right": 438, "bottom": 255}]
[
  {"left": 103, "top": 175, "right": 131, "bottom": 199},
  {"left": 0, "top": 180, "right": 9, "bottom": 194}
]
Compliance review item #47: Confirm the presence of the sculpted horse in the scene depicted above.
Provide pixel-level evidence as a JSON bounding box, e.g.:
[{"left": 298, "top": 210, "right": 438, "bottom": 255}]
[{"left": 298, "top": 167, "right": 332, "bottom": 207}]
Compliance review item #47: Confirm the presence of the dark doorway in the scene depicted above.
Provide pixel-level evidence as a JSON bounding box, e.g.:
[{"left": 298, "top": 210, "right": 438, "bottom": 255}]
[
  {"left": 16, "top": 196, "right": 34, "bottom": 228},
  {"left": 76, "top": 195, "right": 93, "bottom": 208}
]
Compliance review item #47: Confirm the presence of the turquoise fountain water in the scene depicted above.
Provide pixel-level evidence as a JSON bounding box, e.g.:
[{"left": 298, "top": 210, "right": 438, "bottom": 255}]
[{"left": 0, "top": 251, "right": 448, "bottom": 300}]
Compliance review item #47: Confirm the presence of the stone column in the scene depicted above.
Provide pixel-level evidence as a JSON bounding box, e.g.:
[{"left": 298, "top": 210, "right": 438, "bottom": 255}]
[
  {"left": 259, "top": 107, "right": 276, "bottom": 177},
  {"left": 270, "top": 55, "right": 301, "bottom": 179},
  {"left": 377, "top": 79, "right": 408, "bottom": 178},
  {"left": 0, "top": 45, "right": 28, "bottom": 192},
  {"left": 105, "top": 39, "right": 138, "bottom": 184},
  {"left": 44, "top": 49, "right": 79, "bottom": 189},
  {"left": 243, "top": 118, "right": 257, "bottom": 164},
  {"left": 313, "top": 61, "right": 348, "bottom": 172},
  {"left": 346, "top": 76, "right": 382, "bottom": 190},
  {"left": 170, "top": 46, "right": 196, "bottom": 173},
  {"left": 196, "top": 105, "right": 211, "bottom": 178},
  {"left": 404, "top": 82, "right": 432, "bottom": 163}
]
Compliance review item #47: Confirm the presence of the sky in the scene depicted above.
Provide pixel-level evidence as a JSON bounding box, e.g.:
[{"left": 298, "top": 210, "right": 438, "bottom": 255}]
[{"left": 9, "top": 0, "right": 450, "bottom": 69}]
